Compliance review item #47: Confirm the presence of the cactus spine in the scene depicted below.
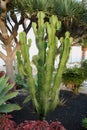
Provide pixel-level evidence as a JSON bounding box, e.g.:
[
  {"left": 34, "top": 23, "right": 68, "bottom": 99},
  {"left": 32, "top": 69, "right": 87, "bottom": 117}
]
[{"left": 17, "top": 11, "right": 73, "bottom": 120}]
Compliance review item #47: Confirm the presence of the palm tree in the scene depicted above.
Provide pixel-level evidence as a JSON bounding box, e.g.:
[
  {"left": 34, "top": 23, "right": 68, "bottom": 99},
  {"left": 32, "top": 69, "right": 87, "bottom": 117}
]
[
  {"left": 50, "top": 0, "right": 87, "bottom": 60},
  {"left": 52, "top": 0, "right": 87, "bottom": 38}
]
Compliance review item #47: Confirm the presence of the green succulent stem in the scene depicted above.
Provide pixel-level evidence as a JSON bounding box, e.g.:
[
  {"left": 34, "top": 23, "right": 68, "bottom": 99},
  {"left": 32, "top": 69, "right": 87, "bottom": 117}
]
[
  {"left": 51, "top": 34, "right": 72, "bottom": 111},
  {"left": 17, "top": 11, "right": 72, "bottom": 120},
  {"left": 17, "top": 32, "right": 39, "bottom": 112}
]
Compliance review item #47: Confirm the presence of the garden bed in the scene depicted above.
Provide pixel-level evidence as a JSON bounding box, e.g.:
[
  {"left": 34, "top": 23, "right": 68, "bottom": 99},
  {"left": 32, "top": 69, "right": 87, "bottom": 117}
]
[{"left": 10, "top": 90, "right": 87, "bottom": 130}]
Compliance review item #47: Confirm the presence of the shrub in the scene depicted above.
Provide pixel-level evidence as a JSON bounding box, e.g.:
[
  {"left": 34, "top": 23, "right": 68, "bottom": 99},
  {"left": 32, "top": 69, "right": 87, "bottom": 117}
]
[
  {"left": 0, "top": 114, "right": 16, "bottom": 130},
  {"left": 62, "top": 67, "right": 85, "bottom": 94},
  {"left": 82, "top": 118, "right": 87, "bottom": 129},
  {"left": 16, "top": 120, "right": 66, "bottom": 130},
  {"left": 81, "top": 59, "right": 87, "bottom": 79},
  {"left": 15, "top": 73, "right": 28, "bottom": 89}
]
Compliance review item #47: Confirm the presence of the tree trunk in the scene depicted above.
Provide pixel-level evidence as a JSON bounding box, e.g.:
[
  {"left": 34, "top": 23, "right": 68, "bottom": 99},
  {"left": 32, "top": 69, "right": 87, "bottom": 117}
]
[
  {"left": 82, "top": 47, "right": 87, "bottom": 61},
  {"left": 5, "top": 59, "right": 16, "bottom": 91},
  {"left": 5, "top": 60, "right": 15, "bottom": 83},
  {"left": 5, "top": 44, "right": 16, "bottom": 90}
]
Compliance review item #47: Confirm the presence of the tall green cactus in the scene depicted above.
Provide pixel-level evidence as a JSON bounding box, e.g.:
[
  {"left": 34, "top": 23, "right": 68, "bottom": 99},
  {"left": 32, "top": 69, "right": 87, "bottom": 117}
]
[{"left": 17, "top": 11, "right": 73, "bottom": 120}]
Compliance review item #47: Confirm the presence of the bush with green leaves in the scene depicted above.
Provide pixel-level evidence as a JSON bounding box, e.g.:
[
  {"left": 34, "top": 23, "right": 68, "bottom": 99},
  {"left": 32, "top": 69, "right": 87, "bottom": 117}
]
[
  {"left": 17, "top": 11, "right": 72, "bottom": 120},
  {"left": 15, "top": 73, "right": 28, "bottom": 89},
  {"left": 82, "top": 118, "right": 87, "bottom": 129},
  {"left": 0, "top": 76, "right": 20, "bottom": 113},
  {"left": 62, "top": 67, "right": 85, "bottom": 94},
  {"left": 81, "top": 59, "right": 87, "bottom": 79}
]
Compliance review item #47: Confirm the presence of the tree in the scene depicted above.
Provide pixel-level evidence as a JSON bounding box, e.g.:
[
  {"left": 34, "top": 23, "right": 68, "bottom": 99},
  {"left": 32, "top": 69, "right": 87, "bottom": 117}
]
[
  {"left": 0, "top": 0, "right": 21, "bottom": 84},
  {"left": 52, "top": 0, "right": 87, "bottom": 39}
]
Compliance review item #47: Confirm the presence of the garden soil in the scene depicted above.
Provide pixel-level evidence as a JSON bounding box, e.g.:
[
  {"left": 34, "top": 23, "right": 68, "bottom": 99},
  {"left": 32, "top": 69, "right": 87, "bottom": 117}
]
[{"left": 10, "top": 90, "right": 87, "bottom": 130}]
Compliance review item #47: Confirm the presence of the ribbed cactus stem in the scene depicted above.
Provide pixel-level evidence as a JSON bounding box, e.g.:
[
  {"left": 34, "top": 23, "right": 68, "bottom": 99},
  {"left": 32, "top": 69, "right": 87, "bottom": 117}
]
[
  {"left": 17, "top": 11, "right": 72, "bottom": 120},
  {"left": 50, "top": 32, "right": 73, "bottom": 111},
  {"left": 33, "top": 12, "right": 46, "bottom": 102},
  {"left": 17, "top": 32, "right": 39, "bottom": 112},
  {"left": 42, "top": 15, "right": 61, "bottom": 115}
]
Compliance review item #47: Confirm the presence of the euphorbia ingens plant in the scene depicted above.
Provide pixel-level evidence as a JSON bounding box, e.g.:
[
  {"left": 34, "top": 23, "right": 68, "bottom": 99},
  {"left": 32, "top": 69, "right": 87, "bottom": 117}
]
[{"left": 17, "top": 11, "right": 73, "bottom": 120}]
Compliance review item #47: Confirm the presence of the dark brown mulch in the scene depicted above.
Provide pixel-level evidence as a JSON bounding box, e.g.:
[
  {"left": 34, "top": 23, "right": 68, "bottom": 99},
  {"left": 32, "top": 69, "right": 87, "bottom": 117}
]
[{"left": 10, "top": 90, "right": 87, "bottom": 130}]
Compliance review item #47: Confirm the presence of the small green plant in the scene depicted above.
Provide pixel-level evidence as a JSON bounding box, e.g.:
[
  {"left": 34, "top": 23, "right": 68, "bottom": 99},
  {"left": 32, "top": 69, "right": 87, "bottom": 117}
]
[
  {"left": 17, "top": 11, "right": 72, "bottom": 120},
  {"left": 0, "top": 76, "right": 20, "bottom": 113},
  {"left": 15, "top": 73, "right": 28, "bottom": 89},
  {"left": 62, "top": 67, "right": 85, "bottom": 94},
  {"left": 57, "top": 98, "right": 66, "bottom": 107},
  {"left": 82, "top": 118, "right": 87, "bottom": 129},
  {"left": 81, "top": 59, "right": 87, "bottom": 79}
]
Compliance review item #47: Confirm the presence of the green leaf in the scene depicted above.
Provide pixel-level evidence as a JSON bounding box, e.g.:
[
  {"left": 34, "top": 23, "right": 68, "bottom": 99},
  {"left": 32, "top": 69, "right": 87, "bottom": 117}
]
[
  {"left": 0, "top": 104, "right": 21, "bottom": 113},
  {"left": 23, "top": 95, "right": 31, "bottom": 104},
  {"left": 0, "top": 84, "right": 14, "bottom": 97},
  {"left": 0, "top": 92, "right": 18, "bottom": 105},
  {"left": 0, "top": 76, "right": 9, "bottom": 93}
]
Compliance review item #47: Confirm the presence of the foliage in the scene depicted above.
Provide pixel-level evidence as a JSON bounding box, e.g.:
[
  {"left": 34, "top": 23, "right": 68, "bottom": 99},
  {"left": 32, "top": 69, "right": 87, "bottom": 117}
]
[
  {"left": 15, "top": 73, "right": 28, "bottom": 89},
  {"left": 0, "top": 114, "right": 16, "bottom": 130},
  {"left": 52, "top": 0, "right": 82, "bottom": 18},
  {"left": 52, "top": 0, "right": 87, "bottom": 37},
  {"left": 17, "top": 11, "right": 72, "bottom": 120},
  {"left": 62, "top": 67, "right": 85, "bottom": 94},
  {"left": 57, "top": 98, "right": 66, "bottom": 107},
  {"left": 16, "top": 120, "right": 66, "bottom": 130},
  {"left": 0, "top": 115, "right": 66, "bottom": 130},
  {"left": 0, "top": 76, "right": 21, "bottom": 113},
  {"left": 81, "top": 38, "right": 87, "bottom": 48},
  {"left": 23, "top": 0, "right": 52, "bottom": 15},
  {"left": 82, "top": 118, "right": 87, "bottom": 129},
  {"left": 8, "top": 0, "right": 52, "bottom": 17},
  {"left": 81, "top": 59, "right": 87, "bottom": 79}
]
